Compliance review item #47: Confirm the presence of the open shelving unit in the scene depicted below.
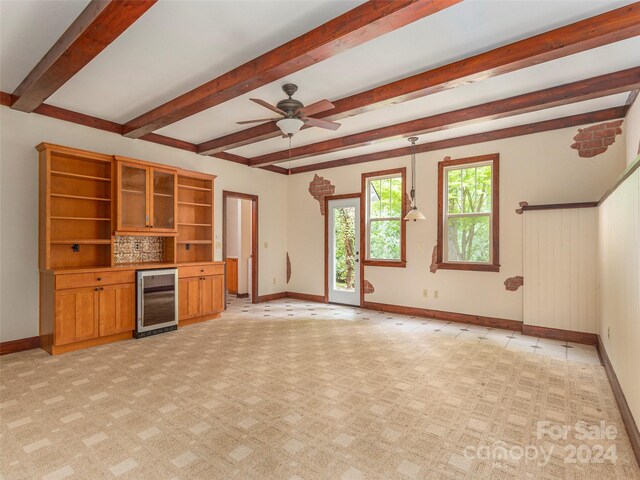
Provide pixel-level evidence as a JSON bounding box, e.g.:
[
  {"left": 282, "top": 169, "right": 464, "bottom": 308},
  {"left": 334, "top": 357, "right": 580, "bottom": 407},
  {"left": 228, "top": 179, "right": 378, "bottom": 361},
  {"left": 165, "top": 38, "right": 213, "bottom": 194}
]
[
  {"left": 176, "top": 172, "right": 215, "bottom": 263},
  {"left": 38, "top": 144, "right": 114, "bottom": 269}
]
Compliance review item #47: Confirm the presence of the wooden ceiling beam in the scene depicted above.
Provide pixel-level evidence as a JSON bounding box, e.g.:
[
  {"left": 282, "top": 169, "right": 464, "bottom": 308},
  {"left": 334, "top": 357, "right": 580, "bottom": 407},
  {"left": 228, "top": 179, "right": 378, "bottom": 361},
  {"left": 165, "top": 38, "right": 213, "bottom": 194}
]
[
  {"left": 11, "top": 0, "right": 157, "bottom": 113},
  {"left": 197, "top": 2, "right": 640, "bottom": 155},
  {"left": 121, "top": 0, "right": 461, "bottom": 139},
  {"left": 287, "top": 106, "right": 628, "bottom": 174},
  {"left": 1, "top": 93, "right": 285, "bottom": 173},
  {"left": 248, "top": 67, "right": 640, "bottom": 166}
]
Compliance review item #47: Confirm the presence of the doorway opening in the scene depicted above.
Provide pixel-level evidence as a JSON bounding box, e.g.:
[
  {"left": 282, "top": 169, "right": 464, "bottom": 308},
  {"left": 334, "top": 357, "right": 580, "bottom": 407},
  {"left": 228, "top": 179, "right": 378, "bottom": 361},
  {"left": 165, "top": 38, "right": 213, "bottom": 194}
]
[
  {"left": 223, "top": 191, "right": 258, "bottom": 303},
  {"left": 325, "top": 194, "right": 361, "bottom": 306}
]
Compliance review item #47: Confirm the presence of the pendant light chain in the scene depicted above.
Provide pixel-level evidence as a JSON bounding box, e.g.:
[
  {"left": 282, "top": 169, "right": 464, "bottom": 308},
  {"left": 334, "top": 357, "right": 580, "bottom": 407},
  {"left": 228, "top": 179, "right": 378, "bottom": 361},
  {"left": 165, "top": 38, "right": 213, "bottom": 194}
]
[{"left": 404, "top": 136, "right": 426, "bottom": 221}]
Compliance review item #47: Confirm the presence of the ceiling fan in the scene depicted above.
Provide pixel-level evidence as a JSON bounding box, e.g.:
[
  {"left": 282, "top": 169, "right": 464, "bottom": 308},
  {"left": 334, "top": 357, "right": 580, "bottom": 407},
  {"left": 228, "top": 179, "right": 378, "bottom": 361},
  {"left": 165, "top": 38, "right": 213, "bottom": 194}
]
[{"left": 237, "top": 84, "right": 341, "bottom": 137}]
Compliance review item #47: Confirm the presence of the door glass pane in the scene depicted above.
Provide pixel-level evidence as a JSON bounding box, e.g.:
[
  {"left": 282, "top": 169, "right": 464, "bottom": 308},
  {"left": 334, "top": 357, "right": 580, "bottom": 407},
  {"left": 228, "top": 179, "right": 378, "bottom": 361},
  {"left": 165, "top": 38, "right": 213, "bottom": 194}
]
[
  {"left": 333, "top": 206, "right": 356, "bottom": 292},
  {"left": 447, "top": 215, "right": 490, "bottom": 262},
  {"left": 121, "top": 164, "right": 147, "bottom": 228},
  {"left": 153, "top": 170, "right": 175, "bottom": 229}
]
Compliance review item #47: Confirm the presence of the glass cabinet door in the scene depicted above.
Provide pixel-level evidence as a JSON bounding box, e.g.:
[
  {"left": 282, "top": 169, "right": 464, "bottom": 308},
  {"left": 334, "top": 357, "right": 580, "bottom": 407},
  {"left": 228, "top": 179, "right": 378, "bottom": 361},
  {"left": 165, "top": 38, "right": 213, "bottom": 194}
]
[
  {"left": 152, "top": 169, "right": 175, "bottom": 230},
  {"left": 120, "top": 164, "right": 148, "bottom": 229}
]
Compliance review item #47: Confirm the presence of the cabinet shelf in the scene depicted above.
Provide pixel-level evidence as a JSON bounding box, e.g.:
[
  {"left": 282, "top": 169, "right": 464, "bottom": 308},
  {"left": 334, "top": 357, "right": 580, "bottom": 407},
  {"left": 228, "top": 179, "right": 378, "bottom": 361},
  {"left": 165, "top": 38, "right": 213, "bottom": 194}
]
[
  {"left": 178, "top": 201, "right": 211, "bottom": 207},
  {"left": 178, "top": 240, "right": 212, "bottom": 245},
  {"left": 153, "top": 192, "right": 174, "bottom": 198},
  {"left": 51, "top": 171, "right": 111, "bottom": 182},
  {"left": 51, "top": 217, "right": 110, "bottom": 221},
  {"left": 178, "top": 223, "right": 212, "bottom": 227},
  {"left": 178, "top": 184, "right": 212, "bottom": 192},
  {"left": 51, "top": 194, "right": 111, "bottom": 202},
  {"left": 121, "top": 189, "right": 144, "bottom": 195},
  {"left": 51, "top": 239, "right": 111, "bottom": 245}
]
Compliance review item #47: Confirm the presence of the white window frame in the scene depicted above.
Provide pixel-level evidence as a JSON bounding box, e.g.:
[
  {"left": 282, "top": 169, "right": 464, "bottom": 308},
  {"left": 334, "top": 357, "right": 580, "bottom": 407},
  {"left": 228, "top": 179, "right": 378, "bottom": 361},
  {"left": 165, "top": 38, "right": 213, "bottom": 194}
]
[{"left": 443, "top": 159, "right": 494, "bottom": 265}]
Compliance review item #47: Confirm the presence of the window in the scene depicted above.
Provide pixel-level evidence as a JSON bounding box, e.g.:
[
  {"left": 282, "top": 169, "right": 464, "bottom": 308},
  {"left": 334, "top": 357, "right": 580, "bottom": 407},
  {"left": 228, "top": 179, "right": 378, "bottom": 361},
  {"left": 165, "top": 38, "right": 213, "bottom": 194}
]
[
  {"left": 437, "top": 154, "right": 499, "bottom": 272},
  {"left": 362, "top": 168, "right": 406, "bottom": 266}
]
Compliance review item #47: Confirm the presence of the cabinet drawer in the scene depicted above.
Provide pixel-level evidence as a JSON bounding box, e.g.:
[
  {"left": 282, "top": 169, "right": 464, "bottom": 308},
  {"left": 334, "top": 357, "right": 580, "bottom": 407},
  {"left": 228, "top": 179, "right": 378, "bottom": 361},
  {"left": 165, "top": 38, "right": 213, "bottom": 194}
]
[
  {"left": 179, "top": 264, "right": 224, "bottom": 278},
  {"left": 56, "top": 271, "right": 135, "bottom": 290}
]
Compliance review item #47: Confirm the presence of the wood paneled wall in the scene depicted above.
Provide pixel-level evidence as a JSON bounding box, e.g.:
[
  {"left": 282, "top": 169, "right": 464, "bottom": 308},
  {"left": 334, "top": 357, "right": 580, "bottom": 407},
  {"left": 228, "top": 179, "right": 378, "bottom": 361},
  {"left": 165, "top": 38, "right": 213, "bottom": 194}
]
[
  {"left": 598, "top": 167, "right": 640, "bottom": 429},
  {"left": 523, "top": 208, "right": 598, "bottom": 334}
]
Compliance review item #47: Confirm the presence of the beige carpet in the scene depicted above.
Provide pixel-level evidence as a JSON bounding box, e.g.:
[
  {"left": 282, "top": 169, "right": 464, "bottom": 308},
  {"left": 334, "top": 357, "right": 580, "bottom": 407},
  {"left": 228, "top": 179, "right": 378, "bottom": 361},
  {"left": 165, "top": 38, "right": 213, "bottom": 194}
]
[{"left": 1, "top": 297, "right": 638, "bottom": 479}]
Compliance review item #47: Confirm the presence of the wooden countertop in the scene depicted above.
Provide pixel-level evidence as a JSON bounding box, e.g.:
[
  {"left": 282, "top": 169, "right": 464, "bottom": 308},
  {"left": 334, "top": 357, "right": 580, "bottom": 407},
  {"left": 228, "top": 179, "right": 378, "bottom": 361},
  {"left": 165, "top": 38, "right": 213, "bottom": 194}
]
[{"left": 42, "top": 261, "right": 224, "bottom": 275}]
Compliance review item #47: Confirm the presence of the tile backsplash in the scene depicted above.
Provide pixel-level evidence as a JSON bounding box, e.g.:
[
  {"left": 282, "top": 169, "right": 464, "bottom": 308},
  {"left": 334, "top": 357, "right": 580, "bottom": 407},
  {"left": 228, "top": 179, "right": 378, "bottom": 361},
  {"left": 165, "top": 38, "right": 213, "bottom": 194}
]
[{"left": 114, "top": 236, "right": 164, "bottom": 264}]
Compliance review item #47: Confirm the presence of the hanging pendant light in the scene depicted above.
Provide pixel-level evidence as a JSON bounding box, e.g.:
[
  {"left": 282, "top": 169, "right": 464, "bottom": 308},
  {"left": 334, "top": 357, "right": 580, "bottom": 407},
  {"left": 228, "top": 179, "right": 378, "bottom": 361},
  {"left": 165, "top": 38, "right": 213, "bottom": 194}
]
[{"left": 404, "top": 137, "right": 426, "bottom": 221}]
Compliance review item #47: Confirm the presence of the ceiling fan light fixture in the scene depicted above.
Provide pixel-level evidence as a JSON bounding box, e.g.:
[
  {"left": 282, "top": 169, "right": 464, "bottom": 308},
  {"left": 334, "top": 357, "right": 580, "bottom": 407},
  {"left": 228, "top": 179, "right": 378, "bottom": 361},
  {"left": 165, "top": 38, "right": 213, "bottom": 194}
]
[{"left": 277, "top": 118, "right": 304, "bottom": 136}]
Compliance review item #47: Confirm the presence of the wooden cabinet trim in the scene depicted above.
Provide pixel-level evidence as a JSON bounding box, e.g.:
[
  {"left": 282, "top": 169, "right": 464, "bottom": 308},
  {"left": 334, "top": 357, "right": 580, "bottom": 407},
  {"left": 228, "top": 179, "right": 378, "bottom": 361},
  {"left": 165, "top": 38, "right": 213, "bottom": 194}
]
[
  {"left": 56, "top": 271, "right": 135, "bottom": 290},
  {"left": 179, "top": 264, "right": 224, "bottom": 278}
]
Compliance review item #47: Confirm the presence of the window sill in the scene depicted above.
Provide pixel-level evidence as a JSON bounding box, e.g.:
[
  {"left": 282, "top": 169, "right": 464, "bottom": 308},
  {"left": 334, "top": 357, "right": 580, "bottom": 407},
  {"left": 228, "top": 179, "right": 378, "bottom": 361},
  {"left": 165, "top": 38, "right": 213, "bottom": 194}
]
[
  {"left": 363, "top": 260, "right": 407, "bottom": 268},
  {"left": 436, "top": 262, "right": 500, "bottom": 272}
]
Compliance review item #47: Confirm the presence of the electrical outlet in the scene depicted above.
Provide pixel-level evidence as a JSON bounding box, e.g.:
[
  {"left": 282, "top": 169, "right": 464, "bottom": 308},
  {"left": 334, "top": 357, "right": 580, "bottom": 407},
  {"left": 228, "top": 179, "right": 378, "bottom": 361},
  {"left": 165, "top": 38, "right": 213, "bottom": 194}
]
[
  {"left": 417, "top": 242, "right": 424, "bottom": 250},
  {"left": 434, "top": 290, "right": 439, "bottom": 299},
  {"left": 273, "top": 277, "right": 276, "bottom": 285},
  {"left": 215, "top": 241, "right": 221, "bottom": 249},
  {"left": 607, "top": 327, "right": 611, "bottom": 340},
  {"left": 264, "top": 242, "right": 269, "bottom": 248},
  {"left": 423, "top": 289, "right": 428, "bottom": 298}
]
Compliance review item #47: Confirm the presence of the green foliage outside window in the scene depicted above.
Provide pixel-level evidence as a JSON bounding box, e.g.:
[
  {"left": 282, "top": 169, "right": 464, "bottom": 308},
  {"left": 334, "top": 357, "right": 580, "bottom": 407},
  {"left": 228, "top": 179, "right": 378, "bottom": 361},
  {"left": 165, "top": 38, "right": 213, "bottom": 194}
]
[
  {"left": 368, "top": 176, "right": 402, "bottom": 260},
  {"left": 446, "top": 164, "right": 492, "bottom": 262}
]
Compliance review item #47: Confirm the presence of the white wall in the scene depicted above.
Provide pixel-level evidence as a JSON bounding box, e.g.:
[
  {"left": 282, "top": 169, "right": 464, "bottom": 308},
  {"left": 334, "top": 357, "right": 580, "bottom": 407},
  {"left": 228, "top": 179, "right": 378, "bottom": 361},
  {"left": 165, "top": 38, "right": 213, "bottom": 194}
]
[
  {"left": 239, "top": 199, "right": 252, "bottom": 295},
  {"left": 625, "top": 99, "right": 640, "bottom": 167},
  {"left": 0, "top": 107, "right": 288, "bottom": 342},
  {"left": 226, "top": 197, "right": 241, "bottom": 258},
  {"left": 523, "top": 208, "right": 598, "bottom": 333},
  {"left": 287, "top": 123, "right": 626, "bottom": 322},
  {"left": 598, "top": 167, "right": 640, "bottom": 430}
]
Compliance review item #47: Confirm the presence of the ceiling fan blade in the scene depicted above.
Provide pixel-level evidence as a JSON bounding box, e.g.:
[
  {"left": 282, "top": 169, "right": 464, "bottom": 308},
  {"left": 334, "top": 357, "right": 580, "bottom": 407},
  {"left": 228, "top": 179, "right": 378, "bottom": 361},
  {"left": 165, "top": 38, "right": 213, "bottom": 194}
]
[
  {"left": 303, "top": 116, "right": 341, "bottom": 131},
  {"left": 250, "top": 98, "right": 285, "bottom": 115},
  {"left": 296, "top": 99, "right": 334, "bottom": 117},
  {"left": 236, "top": 118, "right": 279, "bottom": 125}
]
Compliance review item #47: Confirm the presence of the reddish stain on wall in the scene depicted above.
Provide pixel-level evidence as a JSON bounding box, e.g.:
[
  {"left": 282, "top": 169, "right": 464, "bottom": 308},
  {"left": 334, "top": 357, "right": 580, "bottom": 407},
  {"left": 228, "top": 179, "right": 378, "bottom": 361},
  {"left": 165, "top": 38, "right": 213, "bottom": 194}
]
[
  {"left": 504, "top": 276, "right": 524, "bottom": 291},
  {"left": 570, "top": 120, "right": 623, "bottom": 158},
  {"left": 363, "top": 280, "right": 375, "bottom": 294},
  {"left": 308, "top": 174, "right": 335, "bottom": 215},
  {"left": 430, "top": 245, "right": 438, "bottom": 273}
]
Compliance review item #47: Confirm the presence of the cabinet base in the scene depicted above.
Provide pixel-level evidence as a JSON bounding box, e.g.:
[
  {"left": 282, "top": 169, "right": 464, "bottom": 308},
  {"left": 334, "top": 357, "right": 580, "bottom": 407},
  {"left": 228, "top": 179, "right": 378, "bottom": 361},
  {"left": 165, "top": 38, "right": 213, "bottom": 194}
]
[
  {"left": 179, "top": 312, "right": 221, "bottom": 327},
  {"left": 43, "top": 331, "right": 133, "bottom": 355}
]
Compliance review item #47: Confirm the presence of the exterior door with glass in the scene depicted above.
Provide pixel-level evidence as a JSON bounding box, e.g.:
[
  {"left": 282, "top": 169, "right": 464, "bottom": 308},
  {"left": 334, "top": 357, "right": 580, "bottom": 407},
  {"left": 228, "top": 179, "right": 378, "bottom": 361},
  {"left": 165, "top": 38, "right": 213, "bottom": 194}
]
[{"left": 328, "top": 197, "right": 360, "bottom": 305}]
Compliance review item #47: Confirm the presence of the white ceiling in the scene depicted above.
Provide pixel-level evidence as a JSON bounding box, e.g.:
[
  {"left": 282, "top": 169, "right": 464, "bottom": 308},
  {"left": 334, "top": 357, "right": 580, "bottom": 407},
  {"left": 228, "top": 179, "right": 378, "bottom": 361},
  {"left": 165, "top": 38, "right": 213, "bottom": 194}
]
[
  {"left": 0, "top": 0, "right": 636, "bottom": 170},
  {"left": 278, "top": 93, "right": 629, "bottom": 169}
]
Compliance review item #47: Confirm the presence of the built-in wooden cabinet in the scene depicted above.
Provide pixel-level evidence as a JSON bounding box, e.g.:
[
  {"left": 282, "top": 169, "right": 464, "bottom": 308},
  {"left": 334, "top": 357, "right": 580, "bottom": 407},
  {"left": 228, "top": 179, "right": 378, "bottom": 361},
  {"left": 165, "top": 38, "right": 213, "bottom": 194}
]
[
  {"left": 37, "top": 143, "right": 224, "bottom": 355},
  {"left": 55, "top": 287, "right": 99, "bottom": 345},
  {"left": 37, "top": 144, "right": 114, "bottom": 270},
  {"left": 98, "top": 283, "right": 135, "bottom": 336},
  {"left": 115, "top": 158, "right": 177, "bottom": 234},
  {"left": 177, "top": 172, "right": 214, "bottom": 262},
  {"left": 54, "top": 282, "right": 135, "bottom": 346},
  {"left": 178, "top": 263, "right": 225, "bottom": 323},
  {"left": 226, "top": 257, "right": 238, "bottom": 293}
]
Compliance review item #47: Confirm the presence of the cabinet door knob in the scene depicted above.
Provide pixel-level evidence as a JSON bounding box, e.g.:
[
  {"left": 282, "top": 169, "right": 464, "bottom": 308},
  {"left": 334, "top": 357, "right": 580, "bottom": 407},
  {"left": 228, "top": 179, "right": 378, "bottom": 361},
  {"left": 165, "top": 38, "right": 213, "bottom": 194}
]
[{"left": 95, "top": 287, "right": 99, "bottom": 291}]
